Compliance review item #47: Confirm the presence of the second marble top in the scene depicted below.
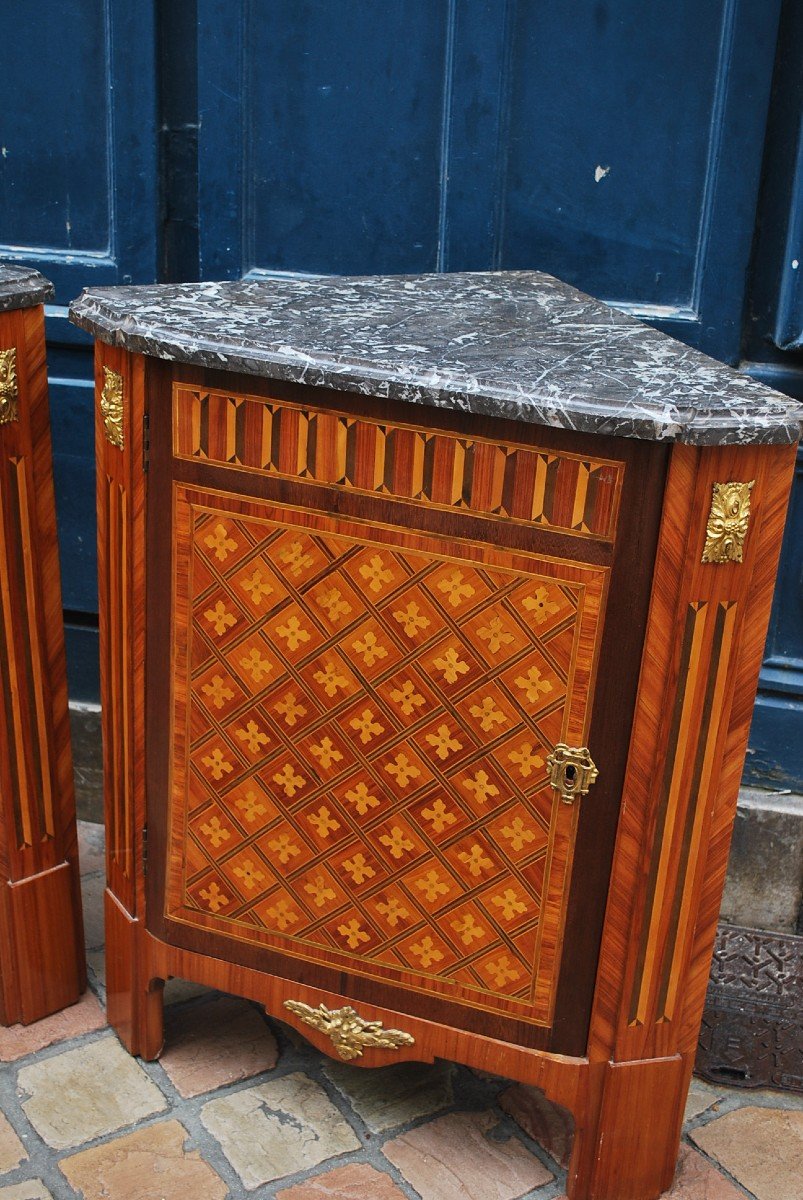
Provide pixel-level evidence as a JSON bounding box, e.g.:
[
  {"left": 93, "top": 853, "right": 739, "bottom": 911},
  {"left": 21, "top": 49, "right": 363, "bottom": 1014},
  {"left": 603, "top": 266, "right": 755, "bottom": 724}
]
[
  {"left": 0, "top": 264, "right": 54, "bottom": 313},
  {"left": 69, "top": 271, "right": 803, "bottom": 445}
]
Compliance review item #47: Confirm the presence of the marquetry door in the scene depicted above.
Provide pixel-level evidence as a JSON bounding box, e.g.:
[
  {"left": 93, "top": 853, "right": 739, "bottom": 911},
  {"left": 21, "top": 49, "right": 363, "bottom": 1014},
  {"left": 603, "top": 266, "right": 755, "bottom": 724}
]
[{"left": 147, "top": 370, "right": 667, "bottom": 1053}]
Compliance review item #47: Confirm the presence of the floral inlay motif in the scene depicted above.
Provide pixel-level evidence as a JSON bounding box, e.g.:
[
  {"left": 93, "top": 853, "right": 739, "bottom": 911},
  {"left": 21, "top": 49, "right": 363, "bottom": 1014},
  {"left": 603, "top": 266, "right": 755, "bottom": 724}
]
[
  {"left": 392, "top": 602, "right": 430, "bottom": 637},
  {"left": 359, "top": 555, "right": 393, "bottom": 593},
  {"left": 458, "top": 844, "right": 493, "bottom": 877},
  {"left": 469, "top": 696, "right": 506, "bottom": 732},
  {"left": 410, "top": 936, "right": 444, "bottom": 968},
  {"left": 514, "top": 665, "right": 553, "bottom": 704},
  {"left": 433, "top": 646, "right": 469, "bottom": 684},
  {"left": 425, "top": 724, "right": 462, "bottom": 761},
  {"left": 437, "top": 570, "right": 475, "bottom": 607},
  {"left": 491, "top": 889, "right": 528, "bottom": 920},
  {"left": 304, "top": 875, "right": 337, "bottom": 907},
  {"left": 421, "top": 798, "right": 456, "bottom": 834},
  {"left": 199, "top": 882, "right": 229, "bottom": 912},
  {"left": 204, "top": 523, "right": 237, "bottom": 562},
  {"left": 239, "top": 647, "right": 273, "bottom": 683},
  {"left": 344, "top": 782, "right": 379, "bottom": 815},
  {"left": 477, "top": 615, "right": 514, "bottom": 653},
  {"left": 352, "top": 629, "right": 388, "bottom": 667},
  {"left": 201, "top": 675, "right": 235, "bottom": 710},
  {"left": 379, "top": 825, "right": 415, "bottom": 858},
  {"left": 349, "top": 709, "right": 384, "bottom": 744},
  {"left": 279, "top": 541, "right": 313, "bottom": 576},
  {"left": 389, "top": 680, "right": 425, "bottom": 715},
  {"left": 522, "top": 586, "right": 560, "bottom": 624},
  {"left": 204, "top": 601, "right": 237, "bottom": 636}
]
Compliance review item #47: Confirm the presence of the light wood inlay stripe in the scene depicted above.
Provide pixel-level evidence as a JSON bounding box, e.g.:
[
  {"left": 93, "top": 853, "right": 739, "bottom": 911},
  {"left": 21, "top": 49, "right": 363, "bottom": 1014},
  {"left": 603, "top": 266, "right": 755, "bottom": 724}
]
[
  {"left": 658, "top": 601, "right": 737, "bottom": 1020},
  {"left": 628, "top": 600, "right": 738, "bottom": 1027},
  {"left": 13, "top": 458, "right": 55, "bottom": 838},
  {"left": 628, "top": 602, "right": 708, "bottom": 1025},
  {"left": 120, "top": 483, "right": 132, "bottom": 882},
  {"left": 0, "top": 484, "right": 32, "bottom": 848}
]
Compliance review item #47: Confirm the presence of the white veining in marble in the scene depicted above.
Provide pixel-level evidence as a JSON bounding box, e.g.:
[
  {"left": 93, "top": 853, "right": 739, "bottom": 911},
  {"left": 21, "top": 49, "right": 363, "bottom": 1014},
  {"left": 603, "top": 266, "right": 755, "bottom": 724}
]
[
  {"left": 0, "top": 264, "right": 54, "bottom": 313},
  {"left": 69, "top": 271, "right": 803, "bottom": 445}
]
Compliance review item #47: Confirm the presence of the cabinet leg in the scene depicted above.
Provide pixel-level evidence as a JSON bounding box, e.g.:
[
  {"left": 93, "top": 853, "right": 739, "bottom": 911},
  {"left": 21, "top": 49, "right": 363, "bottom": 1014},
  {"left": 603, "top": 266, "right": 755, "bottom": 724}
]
[
  {"left": 567, "top": 1054, "right": 693, "bottom": 1200},
  {"left": 0, "top": 864, "right": 84, "bottom": 1026},
  {"left": 104, "top": 889, "right": 164, "bottom": 1059}
]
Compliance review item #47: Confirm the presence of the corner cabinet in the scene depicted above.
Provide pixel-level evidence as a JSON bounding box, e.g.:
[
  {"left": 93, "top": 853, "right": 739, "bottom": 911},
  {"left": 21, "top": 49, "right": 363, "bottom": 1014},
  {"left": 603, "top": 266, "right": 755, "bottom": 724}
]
[{"left": 74, "top": 271, "right": 801, "bottom": 1200}]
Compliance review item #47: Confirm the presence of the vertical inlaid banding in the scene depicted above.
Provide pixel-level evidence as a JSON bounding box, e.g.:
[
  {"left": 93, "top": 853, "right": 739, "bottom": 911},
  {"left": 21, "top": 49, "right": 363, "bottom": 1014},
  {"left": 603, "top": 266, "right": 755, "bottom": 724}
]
[
  {"left": 104, "top": 476, "right": 133, "bottom": 882},
  {"left": 0, "top": 456, "right": 56, "bottom": 848},
  {"left": 628, "top": 600, "right": 738, "bottom": 1026}
]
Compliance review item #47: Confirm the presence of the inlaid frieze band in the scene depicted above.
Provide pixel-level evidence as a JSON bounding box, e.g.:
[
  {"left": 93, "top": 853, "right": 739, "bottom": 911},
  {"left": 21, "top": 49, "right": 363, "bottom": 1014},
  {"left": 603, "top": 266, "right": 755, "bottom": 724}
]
[
  {"left": 0, "top": 348, "right": 19, "bottom": 425},
  {"left": 173, "top": 387, "right": 624, "bottom": 541}
]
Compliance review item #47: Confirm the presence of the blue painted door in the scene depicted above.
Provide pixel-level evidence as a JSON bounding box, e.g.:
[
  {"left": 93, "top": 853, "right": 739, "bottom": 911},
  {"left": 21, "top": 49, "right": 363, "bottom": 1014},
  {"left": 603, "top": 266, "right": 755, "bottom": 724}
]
[
  {"left": 2, "top": 0, "right": 800, "bottom": 790},
  {"left": 0, "top": 0, "right": 158, "bottom": 697},
  {"left": 195, "top": 0, "right": 781, "bottom": 362}
]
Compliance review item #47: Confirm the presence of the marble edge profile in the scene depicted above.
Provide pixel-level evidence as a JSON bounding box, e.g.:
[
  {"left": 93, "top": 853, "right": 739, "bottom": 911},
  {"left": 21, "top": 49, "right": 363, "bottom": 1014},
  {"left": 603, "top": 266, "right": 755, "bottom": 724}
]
[
  {"left": 0, "top": 265, "right": 55, "bottom": 313},
  {"left": 69, "top": 292, "right": 803, "bottom": 447}
]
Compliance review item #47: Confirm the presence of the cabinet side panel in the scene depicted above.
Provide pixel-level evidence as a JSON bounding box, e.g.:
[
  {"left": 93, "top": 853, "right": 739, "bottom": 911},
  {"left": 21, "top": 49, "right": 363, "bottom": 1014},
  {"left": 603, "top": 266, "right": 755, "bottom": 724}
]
[{"left": 589, "top": 441, "right": 798, "bottom": 1065}]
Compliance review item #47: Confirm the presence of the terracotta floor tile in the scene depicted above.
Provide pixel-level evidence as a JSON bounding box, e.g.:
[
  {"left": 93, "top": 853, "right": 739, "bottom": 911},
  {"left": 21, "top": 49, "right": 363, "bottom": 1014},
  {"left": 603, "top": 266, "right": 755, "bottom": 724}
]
[
  {"left": 0, "top": 1114, "right": 26, "bottom": 1174},
  {"left": 325, "top": 1059, "right": 453, "bottom": 1131},
  {"left": 548, "top": 1141, "right": 744, "bottom": 1199},
  {"left": 18, "top": 1035, "right": 167, "bottom": 1149},
  {"left": 383, "top": 1110, "right": 553, "bottom": 1200},
  {"left": 0, "top": 1183, "right": 53, "bottom": 1199},
  {"left": 160, "top": 994, "right": 279, "bottom": 1097},
  {"left": 60, "top": 1119, "right": 228, "bottom": 1200},
  {"left": 0, "top": 991, "right": 105, "bottom": 1062},
  {"left": 691, "top": 1105, "right": 803, "bottom": 1200},
  {"left": 661, "top": 1146, "right": 745, "bottom": 1198},
  {"left": 201, "top": 1071, "right": 360, "bottom": 1189},
  {"left": 499, "top": 1085, "right": 573, "bottom": 1166},
  {"left": 276, "top": 1162, "right": 408, "bottom": 1200}
]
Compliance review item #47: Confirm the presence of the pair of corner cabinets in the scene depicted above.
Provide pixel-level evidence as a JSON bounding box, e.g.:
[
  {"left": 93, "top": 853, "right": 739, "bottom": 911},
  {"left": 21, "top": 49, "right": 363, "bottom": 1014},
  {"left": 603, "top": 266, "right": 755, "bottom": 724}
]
[{"left": 0, "top": 272, "right": 797, "bottom": 1200}]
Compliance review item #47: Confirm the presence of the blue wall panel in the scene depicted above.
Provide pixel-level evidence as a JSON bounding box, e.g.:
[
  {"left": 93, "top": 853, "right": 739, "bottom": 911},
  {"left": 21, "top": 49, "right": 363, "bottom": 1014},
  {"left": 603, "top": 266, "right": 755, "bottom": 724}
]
[
  {"left": 0, "top": 2, "right": 110, "bottom": 254},
  {"left": 502, "top": 2, "right": 725, "bottom": 308},
  {"left": 197, "top": 0, "right": 781, "bottom": 362},
  {"left": 246, "top": 1, "right": 449, "bottom": 275},
  {"left": 745, "top": 447, "right": 803, "bottom": 788},
  {"left": 0, "top": 0, "right": 158, "bottom": 701}
]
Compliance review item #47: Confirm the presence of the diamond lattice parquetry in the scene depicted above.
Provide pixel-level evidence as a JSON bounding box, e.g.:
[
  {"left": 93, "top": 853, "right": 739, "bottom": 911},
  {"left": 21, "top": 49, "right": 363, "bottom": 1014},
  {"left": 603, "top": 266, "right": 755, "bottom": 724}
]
[{"left": 175, "top": 506, "right": 584, "bottom": 1010}]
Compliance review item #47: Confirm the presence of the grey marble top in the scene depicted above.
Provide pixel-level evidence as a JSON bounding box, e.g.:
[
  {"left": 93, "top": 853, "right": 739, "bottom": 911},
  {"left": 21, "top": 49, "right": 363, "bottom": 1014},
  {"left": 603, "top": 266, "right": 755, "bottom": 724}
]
[
  {"left": 0, "top": 264, "right": 54, "bottom": 313},
  {"left": 69, "top": 271, "right": 803, "bottom": 445}
]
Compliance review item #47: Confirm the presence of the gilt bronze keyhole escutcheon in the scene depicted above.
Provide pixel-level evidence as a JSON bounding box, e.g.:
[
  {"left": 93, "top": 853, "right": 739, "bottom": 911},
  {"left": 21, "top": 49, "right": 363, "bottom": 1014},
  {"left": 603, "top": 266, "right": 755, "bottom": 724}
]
[{"left": 547, "top": 744, "right": 599, "bottom": 804}]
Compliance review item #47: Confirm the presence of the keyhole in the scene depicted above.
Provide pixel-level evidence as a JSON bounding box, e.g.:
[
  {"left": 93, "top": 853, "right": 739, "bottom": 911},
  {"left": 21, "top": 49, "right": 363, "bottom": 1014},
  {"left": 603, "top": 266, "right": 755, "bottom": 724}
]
[{"left": 564, "top": 764, "right": 577, "bottom": 789}]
